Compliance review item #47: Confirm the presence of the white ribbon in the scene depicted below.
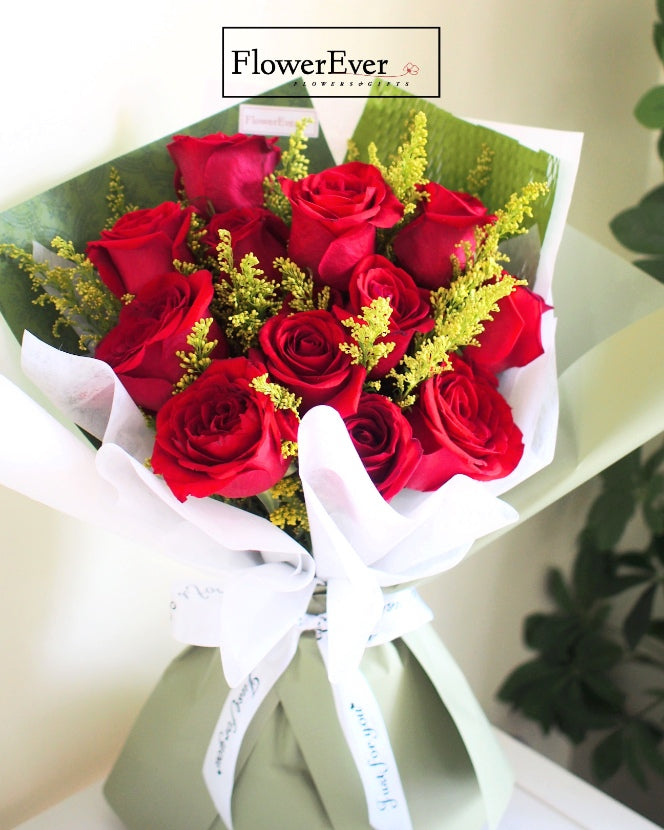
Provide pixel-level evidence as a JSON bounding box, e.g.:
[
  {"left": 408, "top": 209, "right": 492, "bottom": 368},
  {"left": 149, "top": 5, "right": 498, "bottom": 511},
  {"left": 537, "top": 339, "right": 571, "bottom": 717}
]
[{"left": 192, "top": 586, "right": 432, "bottom": 830}]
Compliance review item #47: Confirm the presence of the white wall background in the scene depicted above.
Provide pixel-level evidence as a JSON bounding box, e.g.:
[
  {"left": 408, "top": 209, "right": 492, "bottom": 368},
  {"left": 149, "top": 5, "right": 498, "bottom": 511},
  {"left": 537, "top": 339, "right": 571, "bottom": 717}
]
[{"left": 0, "top": 1, "right": 660, "bottom": 827}]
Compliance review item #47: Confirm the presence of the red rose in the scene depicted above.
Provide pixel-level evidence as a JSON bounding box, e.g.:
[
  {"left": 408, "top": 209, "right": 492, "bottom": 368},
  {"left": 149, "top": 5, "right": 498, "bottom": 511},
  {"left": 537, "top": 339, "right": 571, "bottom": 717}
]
[
  {"left": 392, "top": 183, "right": 494, "bottom": 290},
  {"left": 256, "top": 309, "right": 365, "bottom": 417},
  {"left": 94, "top": 269, "right": 226, "bottom": 412},
  {"left": 344, "top": 392, "right": 422, "bottom": 502},
  {"left": 406, "top": 354, "right": 524, "bottom": 490},
  {"left": 341, "top": 254, "right": 434, "bottom": 377},
  {"left": 150, "top": 356, "right": 297, "bottom": 501},
  {"left": 86, "top": 202, "right": 195, "bottom": 298},
  {"left": 167, "top": 132, "right": 281, "bottom": 215},
  {"left": 464, "top": 284, "right": 551, "bottom": 374},
  {"left": 204, "top": 207, "right": 288, "bottom": 280},
  {"left": 280, "top": 162, "right": 403, "bottom": 290}
]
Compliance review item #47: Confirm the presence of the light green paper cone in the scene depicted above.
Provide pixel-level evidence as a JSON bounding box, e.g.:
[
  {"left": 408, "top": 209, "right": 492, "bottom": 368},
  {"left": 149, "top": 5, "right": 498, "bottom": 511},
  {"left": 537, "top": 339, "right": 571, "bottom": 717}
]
[{"left": 104, "top": 625, "right": 512, "bottom": 830}]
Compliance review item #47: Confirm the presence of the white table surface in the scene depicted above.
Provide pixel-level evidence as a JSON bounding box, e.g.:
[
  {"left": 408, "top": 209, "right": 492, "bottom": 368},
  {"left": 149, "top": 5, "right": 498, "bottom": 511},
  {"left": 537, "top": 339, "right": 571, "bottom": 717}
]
[{"left": 12, "top": 730, "right": 660, "bottom": 830}]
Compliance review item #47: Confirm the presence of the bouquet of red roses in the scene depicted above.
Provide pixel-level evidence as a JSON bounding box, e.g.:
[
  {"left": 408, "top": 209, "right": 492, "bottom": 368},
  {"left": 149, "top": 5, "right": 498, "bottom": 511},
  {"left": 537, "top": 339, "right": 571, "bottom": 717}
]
[
  {"left": 0, "top": 86, "right": 580, "bottom": 830},
  {"left": 79, "top": 117, "right": 548, "bottom": 514}
]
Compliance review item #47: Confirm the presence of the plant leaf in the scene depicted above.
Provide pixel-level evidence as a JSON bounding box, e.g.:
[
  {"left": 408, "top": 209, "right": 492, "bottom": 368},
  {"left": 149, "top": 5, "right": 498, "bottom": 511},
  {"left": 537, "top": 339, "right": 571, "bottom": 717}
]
[
  {"left": 633, "top": 257, "right": 664, "bottom": 283},
  {"left": 524, "top": 612, "right": 579, "bottom": 657},
  {"left": 635, "top": 86, "right": 664, "bottom": 129},
  {"left": 586, "top": 487, "right": 637, "bottom": 549},
  {"left": 655, "top": 21, "right": 664, "bottom": 64},
  {"left": 623, "top": 729, "right": 649, "bottom": 789},
  {"left": 633, "top": 721, "right": 664, "bottom": 778},
  {"left": 545, "top": 567, "right": 575, "bottom": 612},
  {"left": 647, "top": 618, "right": 664, "bottom": 643},
  {"left": 623, "top": 584, "right": 658, "bottom": 649},
  {"left": 643, "top": 473, "right": 664, "bottom": 534},
  {"left": 610, "top": 201, "right": 664, "bottom": 254},
  {"left": 592, "top": 729, "right": 624, "bottom": 782}
]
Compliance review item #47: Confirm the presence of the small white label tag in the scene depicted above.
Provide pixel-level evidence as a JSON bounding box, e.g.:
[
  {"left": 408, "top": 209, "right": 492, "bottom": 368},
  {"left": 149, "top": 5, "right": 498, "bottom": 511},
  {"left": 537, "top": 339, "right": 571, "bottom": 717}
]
[{"left": 238, "top": 104, "right": 319, "bottom": 137}]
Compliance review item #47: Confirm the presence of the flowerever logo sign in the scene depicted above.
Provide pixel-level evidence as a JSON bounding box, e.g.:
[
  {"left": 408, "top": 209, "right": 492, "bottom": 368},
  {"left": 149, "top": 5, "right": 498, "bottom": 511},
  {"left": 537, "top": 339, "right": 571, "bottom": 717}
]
[{"left": 222, "top": 27, "right": 440, "bottom": 98}]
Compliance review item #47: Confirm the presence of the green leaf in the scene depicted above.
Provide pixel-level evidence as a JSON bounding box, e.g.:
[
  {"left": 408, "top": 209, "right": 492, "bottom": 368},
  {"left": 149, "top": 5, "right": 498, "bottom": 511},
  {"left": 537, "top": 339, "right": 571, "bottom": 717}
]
[
  {"left": 592, "top": 729, "right": 624, "bottom": 782},
  {"left": 524, "top": 612, "right": 579, "bottom": 657},
  {"left": 658, "top": 0, "right": 664, "bottom": 26},
  {"left": 554, "top": 678, "right": 618, "bottom": 741},
  {"left": 655, "top": 22, "right": 664, "bottom": 64},
  {"left": 586, "top": 487, "right": 637, "bottom": 549},
  {"left": 610, "top": 201, "right": 664, "bottom": 255},
  {"left": 635, "top": 86, "right": 664, "bottom": 129},
  {"left": 572, "top": 538, "right": 608, "bottom": 604},
  {"left": 633, "top": 257, "right": 664, "bottom": 283},
  {"left": 603, "top": 573, "right": 654, "bottom": 597},
  {"left": 643, "top": 473, "right": 664, "bottom": 534},
  {"left": 647, "top": 618, "right": 664, "bottom": 643},
  {"left": 650, "top": 534, "right": 664, "bottom": 567},
  {"left": 545, "top": 567, "right": 575, "bottom": 612},
  {"left": 633, "top": 721, "right": 664, "bottom": 778},
  {"left": 640, "top": 183, "right": 664, "bottom": 205},
  {"left": 624, "top": 734, "right": 648, "bottom": 790},
  {"left": 581, "top": 671, "right": 625, "bottom": 711},
  {"left": 601, "top": 448, "right": 642, "bottom": 486},
  {"left": 496, "top": 659, "right": 565, "bottom": 733},
  {"left": 614, "top": 552, "right": 655, "bottom": 574},
  {"left": 623, "top": 584, "right": 658, "bottom": 649},
  {"left": 576, "top": 632, "right": 623, "bottom": 672},
  {"left": 657, "top": 129, "right": 664, "bottom": 163}
]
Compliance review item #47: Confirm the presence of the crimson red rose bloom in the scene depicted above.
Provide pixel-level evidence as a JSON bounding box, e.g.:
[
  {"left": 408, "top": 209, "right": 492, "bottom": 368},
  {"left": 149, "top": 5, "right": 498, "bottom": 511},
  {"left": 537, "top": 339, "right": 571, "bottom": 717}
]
[
  {"left": 86, "top": 202, "right": 195, "bottom": 298},
  {"left": 94, "top": 269, "right": 226, "bottom": 412},
  {"left": 406, "top": 354, "right": 524, "bottom": 491},
  {"left": 344, "top": 393, "right": 422, "bottom": 502},
  {"left": 341, "top": 254, "right": 434, "bottom": 377},
  {"left": 280, "top": 162, "right": 403, "bottom": 290},
  {"left": 256, "top": 309, "right": 365, "bottom": 418},
  {"left": 150, "top": 357, "right": 297, "bottom": 501},
  {"left": 203, "top": 207, "right": 288, "bottom": 280},
  {"left": 392, "top": 183, "right": 494, "bottom": 290},
  {"left": 167, "top": 132, "right": 281, "bottom": 215},
  {"left": 464, "top": 284, "right": 551, "bottom": 374}
]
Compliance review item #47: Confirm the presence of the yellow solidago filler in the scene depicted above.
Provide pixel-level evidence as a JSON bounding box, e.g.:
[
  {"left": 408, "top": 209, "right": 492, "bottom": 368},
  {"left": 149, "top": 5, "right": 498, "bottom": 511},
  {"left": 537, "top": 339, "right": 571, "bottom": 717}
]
[
  {"left": 250, "top": 373, "right": 302, "bottom": 421},
  {"left": 173, "top": 213, "right": 210, "bottom": 275},
  {"left": 173, "top": 318, "right": 218, "bottom": 393},
  {"left": 345, "top": 139, "right": 360, "bottom": 162},
  {"left": 274, "top": 256, "right": 330, "bottom": 312},
  {"left": 0, "top": 237, "right": 120, "bottom": 351},
  {"left": 267, "top": 474, "right": 310, "bottom": 536},
  {"left": 388, "top": 334, "right": 453, "bottom": 408},
  {"left": 367, "top": 110, "right": 429, "bottom": 220},
  {"left": 339, "top": 296, "right": 395, "bottom": 374},
  {"left": 466, "top": 144, "right": 495, "bottom": 199},
  {"left": 213, "top": 229, "right": 281, "bottom": 352},
  {"left": 104, "top": 167, "right": 138, "bottom": 229},
  {"left": 389, "top": 180, "right": 549, "bottom": 407},
  {"left": 280, "top": 440, "right": 299, "bottom": 460},
  {"left": 263, "top": 117, "right": 312, "bottom": 223}
]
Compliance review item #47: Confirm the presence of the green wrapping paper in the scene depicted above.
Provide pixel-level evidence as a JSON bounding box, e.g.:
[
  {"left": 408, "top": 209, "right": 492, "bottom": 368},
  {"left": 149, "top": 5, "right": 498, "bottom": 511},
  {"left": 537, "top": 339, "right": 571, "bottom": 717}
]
[{"left": 104, "top": 623, "right": 512, "bottom": 830}]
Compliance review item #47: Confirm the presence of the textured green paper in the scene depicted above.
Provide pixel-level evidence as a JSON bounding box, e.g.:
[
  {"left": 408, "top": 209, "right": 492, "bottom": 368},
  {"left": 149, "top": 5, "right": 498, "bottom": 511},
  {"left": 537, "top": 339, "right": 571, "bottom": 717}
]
[
  {"left": 351, "top": 85, "right": 558, "bottom": 237},
  {"left": 104, "top": 626, "right": 507, "bottom": 830}
]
